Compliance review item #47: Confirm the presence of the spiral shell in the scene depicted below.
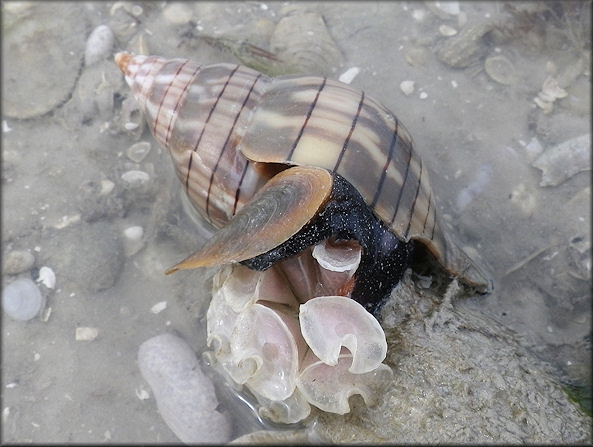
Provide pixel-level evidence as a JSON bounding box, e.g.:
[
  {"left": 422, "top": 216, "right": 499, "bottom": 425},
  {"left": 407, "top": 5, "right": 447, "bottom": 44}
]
[{"left": 115, "top": 53, "right": 491, "bottom": 308}]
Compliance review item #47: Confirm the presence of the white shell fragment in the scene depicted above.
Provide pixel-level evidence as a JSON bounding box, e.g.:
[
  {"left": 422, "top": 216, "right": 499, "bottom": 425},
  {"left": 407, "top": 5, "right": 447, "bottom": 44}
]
[
  {"left": 150, "top": 301, "right": 167, "bottom": 314},
  {"left": 434, "top": 1, "right": 460, "bottom": 15},
  {"left": 121, "top": 170, "right": 150, "bottom": 184},
  {"left": 439, "top": 25, "right": 457, "bottom": 36},
  {"left": 75, "top": 327, "right": 99, "bottom": 341},
  {"left": 162, "top": 3, "right": 193, "bottom": 25},
  {"left": 338, "top": 67, "right": 361, "bottom": 84},
  {"left": 532, "top": 134, "right": 591, "bottom": 187},
  {"left": 85, "top": 25, "right": 114, "bottom": 67},
  {"left": 37, "top": 266, "right": 56, "bottom": 289},
  {"left": 400, "top": 80, "right": 415, "bottom": 96},
  {"left": 299, "top": 296, "right": 387, "bottom": 374},
  {"left": 123, "top": 225, "right": 144, "bottom": 256},
  {"left": 533, "top": 76, "right": 568, "bottom": 114},
  {"left": 138, "top": 333, "right": 232, "bottom": 444},
  {"left": 126, "top": 141, "right": 151, "bottom": 163},
  {"left": 539, "top": 77, "right": 568, "bottom": 102},
  {"left": 100, "top": 179, "right": 115, "bottom": 195},
  {"left": 2, "top": 278, "right": 44, "bottom": 321}
]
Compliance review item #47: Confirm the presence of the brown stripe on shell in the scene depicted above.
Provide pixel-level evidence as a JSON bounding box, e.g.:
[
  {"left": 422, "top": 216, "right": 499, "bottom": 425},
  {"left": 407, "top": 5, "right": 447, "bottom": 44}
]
[
  {"left": 166, "top": 64, "right": 270, "bottom": 228},
  {"left": 287, "top": 77, "right": 327, "bottom": 160},
  {"left": 201, "top": 64, "right": 241, "bottom": 221},
  {"left": 205, "top": 71, "right": 264, "bottom": 221},
  {"left": 332, "top": 91, "right": 365, "bottom": 172},
  {"left": 371, "top": 118, "right": 398, "bottom": 209},
  {"left": 237, "top": 76, "right": 438, "bottom": 244}
]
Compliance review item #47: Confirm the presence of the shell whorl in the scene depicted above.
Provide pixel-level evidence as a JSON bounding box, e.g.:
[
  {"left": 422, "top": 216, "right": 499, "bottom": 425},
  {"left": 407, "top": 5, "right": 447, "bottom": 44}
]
[
  {"left": 117, "top": 53, "right": 272, "bottom": 228},
  {"left": 117, "top": 54, "right": 437, "bottom": 241}
]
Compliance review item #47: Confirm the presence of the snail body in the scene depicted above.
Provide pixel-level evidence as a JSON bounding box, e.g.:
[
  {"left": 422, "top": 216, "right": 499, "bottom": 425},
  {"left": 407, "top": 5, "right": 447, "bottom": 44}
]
[{"left": 116, "top": 53, "right": 491, "bottom": 312}]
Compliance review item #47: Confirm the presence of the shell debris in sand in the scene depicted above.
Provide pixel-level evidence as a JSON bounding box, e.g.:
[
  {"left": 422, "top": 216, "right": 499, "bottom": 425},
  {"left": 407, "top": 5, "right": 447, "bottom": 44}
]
[
  {"left": 138, "top": 333, "right": 232, "bottom": 444},
  {"left": 532, "top": 134, "right": 591, "bottom": 187},
  {"left": 76, "top": 327, "right": 99, "bottom": 341}
]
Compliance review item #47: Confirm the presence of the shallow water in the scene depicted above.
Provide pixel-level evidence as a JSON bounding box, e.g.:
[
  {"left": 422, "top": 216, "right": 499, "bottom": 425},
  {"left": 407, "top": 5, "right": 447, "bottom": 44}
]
[{"left": 2, "top": 1, "right": 591, "bottom": 442}]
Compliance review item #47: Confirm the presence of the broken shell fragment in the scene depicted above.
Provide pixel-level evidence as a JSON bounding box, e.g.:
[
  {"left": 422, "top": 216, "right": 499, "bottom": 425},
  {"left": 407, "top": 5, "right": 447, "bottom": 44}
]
[
  {"left": 37, "top": 266, "right": 56, "bottom": 289},
  {"left": 439, "top": 25, "right": 457, "bottom": 36},
  {"left": 126, "top": 141, "right": 151, "bottom": 163},
  {"left": 532, "top": 134, "right": 591, "bottom": 187},
  {"left": 75, "top": 327, "right": 99, "bottom": 341},
  {"left": 539, "top": 76, "right": 568, "bottom": 102},
  {"left": 269, "top": 12, "right": 343, "bottom": 76},
  {"left": 484, "top": 55, "right": 517, "bottom": 85},
  {"left": 400, "top": 80, "right": 416, "bottom": 96}
]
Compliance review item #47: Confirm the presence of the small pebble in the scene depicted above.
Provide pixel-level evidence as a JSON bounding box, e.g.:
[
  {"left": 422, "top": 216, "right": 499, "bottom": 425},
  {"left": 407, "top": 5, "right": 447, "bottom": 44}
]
[
  {"left": 41, "top": 307, "right": 52, "bottom": 322},
  {"left": 2, "top": 278, "right": 44, "bottom": 321},
  {"left": 37, "top": 266, "right": 56, "bottom": 289},
  {"left": 123, "top": 225, "right": 144, "bottom": 256},
  {"left": 150, "top": 301, "right": 167, "bottom": 314},
  {"left": 136, "top": 386, "right": 150, "bottom": 400},
  {"left": 3, "top": 250, "right": 35, "bottom": 275},
  {"left": 400, "top": 80, "right": 415, "bottom": 96},
  {"left": 76, "top": 327, "right": 99, "bottom": 341},
  {"left": 100, "top": 179, "right": 115, "bottom": 195},
  {"left": 162, "top": 3, "right": 193, "bottom": 25},
  {"left": 124, "top": 122, "right": 140, "bottom": 131},
  {"left": 85, "top": 25, "right": 115, "bottom": 67},
  {"left": 439, "top": 25, "right": 457, "bottom": 36},
  {"left": 434, "top": 1, "right": 459, "bottom": 15},
  {"left": 121, "top": 170, "right": 150, "bottom": 185},
  {"left": 412, "top": 9, "right": 426, "bottom": 21}
]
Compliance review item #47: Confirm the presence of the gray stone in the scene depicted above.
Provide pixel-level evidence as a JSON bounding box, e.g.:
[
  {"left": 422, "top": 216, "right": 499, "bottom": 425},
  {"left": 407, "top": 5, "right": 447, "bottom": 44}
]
[{"left": 39, "top": 221, "right": 123, "bottom": 293}]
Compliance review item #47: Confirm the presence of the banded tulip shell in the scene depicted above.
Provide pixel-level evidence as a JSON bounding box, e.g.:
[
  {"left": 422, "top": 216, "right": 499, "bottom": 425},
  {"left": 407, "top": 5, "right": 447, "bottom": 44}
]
[{"left": 115, "top": 52, "right": 492, "bottom": 312}]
